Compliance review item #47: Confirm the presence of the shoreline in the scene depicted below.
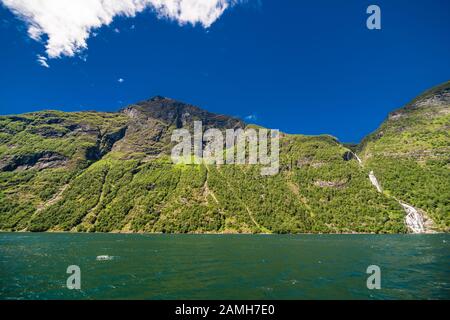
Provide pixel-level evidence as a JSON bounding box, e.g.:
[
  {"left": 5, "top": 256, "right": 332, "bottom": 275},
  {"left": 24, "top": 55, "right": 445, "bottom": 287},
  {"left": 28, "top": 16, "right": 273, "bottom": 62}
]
[{"left": 0, "top": 230, "right": 445, "bottom": 235}]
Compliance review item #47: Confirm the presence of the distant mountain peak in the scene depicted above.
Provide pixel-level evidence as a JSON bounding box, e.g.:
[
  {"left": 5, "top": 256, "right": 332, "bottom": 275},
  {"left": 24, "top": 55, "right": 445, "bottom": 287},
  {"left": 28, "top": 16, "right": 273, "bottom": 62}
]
[
  {"left": 148, "top": 95, "right": 172, "bottom": 102},
  {"left": 122, "top": 96, "right": 245, "bottom": 130}
]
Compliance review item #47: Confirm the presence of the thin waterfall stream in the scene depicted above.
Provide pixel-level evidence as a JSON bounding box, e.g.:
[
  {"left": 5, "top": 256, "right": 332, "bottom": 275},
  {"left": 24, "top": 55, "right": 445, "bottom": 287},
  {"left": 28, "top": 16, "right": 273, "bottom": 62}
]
[{"left": 350, "top": 152, "right": 427, "bottom": 233}]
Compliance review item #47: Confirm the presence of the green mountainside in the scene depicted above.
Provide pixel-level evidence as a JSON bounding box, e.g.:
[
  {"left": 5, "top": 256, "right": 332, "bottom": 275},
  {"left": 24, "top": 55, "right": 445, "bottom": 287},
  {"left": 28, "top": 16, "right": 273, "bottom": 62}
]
[
  {"left": 0, "top": 82, "right": 448, "bottom": 234},
  {"left": 359, "top": 81, "right": 450, "bottom": 231}
]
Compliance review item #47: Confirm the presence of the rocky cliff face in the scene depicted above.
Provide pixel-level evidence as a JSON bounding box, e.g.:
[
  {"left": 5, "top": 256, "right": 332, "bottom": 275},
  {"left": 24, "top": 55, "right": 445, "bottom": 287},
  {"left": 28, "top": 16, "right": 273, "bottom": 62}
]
[
  {"left": 112, "top": 96, "right": 245, "bottom": 156},
  {"left": 0, "top": 151, "right": 69, "bottom": 172},
  {"left": 124, "top": 96, "right": 244, "bottom": 130}
]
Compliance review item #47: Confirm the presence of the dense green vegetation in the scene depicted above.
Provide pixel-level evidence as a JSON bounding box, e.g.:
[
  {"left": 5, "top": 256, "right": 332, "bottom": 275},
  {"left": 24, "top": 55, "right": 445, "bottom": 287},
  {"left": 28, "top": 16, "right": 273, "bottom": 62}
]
[
  {"left": 0, "top": 82, "right": 448, "bottom": 234},
  {"left": 0, "top": 110, "right": 128, "bottom": 231},
  {"left": 359, "top": 81, "right": 450, "bottom": 231}
]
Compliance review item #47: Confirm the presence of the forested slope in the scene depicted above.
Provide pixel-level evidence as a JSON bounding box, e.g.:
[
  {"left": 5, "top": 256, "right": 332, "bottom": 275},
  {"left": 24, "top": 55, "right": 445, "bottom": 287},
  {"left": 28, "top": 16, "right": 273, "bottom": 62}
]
[
  {"left": 359, "top": 81, "right": 450, "bottom": 231},
  {"left": 1, "top": 82, "right": 448, "bottom": 234}
]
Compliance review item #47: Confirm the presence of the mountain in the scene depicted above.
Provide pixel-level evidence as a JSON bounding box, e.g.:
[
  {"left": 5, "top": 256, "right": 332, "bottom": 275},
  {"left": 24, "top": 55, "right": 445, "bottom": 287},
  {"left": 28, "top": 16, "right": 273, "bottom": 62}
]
[
  {"left": 115, "top": 96, "right": 245, "bottom": 156},
  {"left": 359, "top": 81, "right": 450, "bottom": 231},
  {"left": 0, "top": 82, "right": 448, "bottom": 234}
]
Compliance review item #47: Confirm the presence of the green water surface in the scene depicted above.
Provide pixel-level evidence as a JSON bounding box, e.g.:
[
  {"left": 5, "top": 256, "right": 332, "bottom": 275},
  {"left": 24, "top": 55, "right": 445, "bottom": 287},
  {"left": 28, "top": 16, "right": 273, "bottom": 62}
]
[{"left": 0, "top": 233, "right": 448, "bottom": 299}]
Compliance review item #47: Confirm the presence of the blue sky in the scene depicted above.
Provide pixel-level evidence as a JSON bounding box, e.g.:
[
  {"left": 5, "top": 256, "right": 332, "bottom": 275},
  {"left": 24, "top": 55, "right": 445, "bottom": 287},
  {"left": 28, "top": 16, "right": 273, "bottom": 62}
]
[{"left": 0, "top": 0, "right": 449, "bottom": 142}]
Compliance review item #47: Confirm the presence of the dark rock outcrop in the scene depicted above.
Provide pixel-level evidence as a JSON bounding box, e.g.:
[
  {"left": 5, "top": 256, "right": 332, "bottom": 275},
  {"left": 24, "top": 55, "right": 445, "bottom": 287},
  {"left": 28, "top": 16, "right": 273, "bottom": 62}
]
[
  {"left": 85, "top": 126, "right": 128, "bottom": 161},
  {"left": 123, "top": 96, "right": 245, "bottom": 130},
  {"left": 0, "top": 151, "right": 69, "bottom": 172}
]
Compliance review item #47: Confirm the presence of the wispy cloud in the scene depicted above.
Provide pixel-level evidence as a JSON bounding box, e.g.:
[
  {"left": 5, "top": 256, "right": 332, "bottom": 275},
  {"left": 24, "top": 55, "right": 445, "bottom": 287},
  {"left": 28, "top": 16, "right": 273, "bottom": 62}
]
[
  {"left": 244, "top": 114, "right": 257, "bottom": 121},
  {"left": 36, "top": 54, "right": 49, "bottom": 68},
  {"left": 118, "top": 78, "right": 124, "bottom": 83},
  {"left": 1, "top": 0, "right": 240, "bottom": 59}
]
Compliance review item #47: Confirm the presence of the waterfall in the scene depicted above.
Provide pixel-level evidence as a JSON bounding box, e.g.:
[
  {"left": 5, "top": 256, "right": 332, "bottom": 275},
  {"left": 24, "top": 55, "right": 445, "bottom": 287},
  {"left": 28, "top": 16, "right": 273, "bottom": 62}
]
[
  {"left": 348, "top": 151, "right": 362, "bottom": 166},
  {"left": 351, "top": 152, "right": 427, "bottom": 234},
  {"left": 368, "top": 171, "right": 382, "bottom": 193},
  {"left": 353, "top": 153, "right": 362, "bottom": 165},
  {"left": 400, "top": 202, "right": 425, "bottom": 233}
]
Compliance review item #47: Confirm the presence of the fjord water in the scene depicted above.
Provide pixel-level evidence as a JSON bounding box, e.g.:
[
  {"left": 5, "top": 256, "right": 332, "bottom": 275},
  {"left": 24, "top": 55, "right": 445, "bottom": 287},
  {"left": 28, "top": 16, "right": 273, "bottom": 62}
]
[{"left": 0, "top": 233, "right": 448, "bottom": 300}]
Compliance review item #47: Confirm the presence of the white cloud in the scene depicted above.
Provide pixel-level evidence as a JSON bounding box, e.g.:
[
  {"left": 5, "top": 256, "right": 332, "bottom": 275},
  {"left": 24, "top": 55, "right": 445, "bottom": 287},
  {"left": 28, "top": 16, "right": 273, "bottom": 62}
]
[
  {"left": 1, "top": 0, "right": 238, "bottom": 59},
  {"left": 118, "top": 78, "right": 124, "bottom": 83},
  {"left": 36, "top": 54, "right": 49, "bottom": 68},
  {"left": 245, "top": 114, "right": 257, "bottom": 121}
]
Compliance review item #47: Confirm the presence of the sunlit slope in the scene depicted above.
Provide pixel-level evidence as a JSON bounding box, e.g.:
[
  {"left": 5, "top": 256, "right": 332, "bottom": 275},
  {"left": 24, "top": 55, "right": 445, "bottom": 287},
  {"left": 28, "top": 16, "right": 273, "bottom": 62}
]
[
  {"left": 359, "top": 81, "right": 450, "bottom": 231},
  {"left": 23, "top": 136, "right": 405, "bottom": 233},
  {"left": 0, "top": 111, "right": 128, "bottom": 230},
  {"left": 4, "top": 89, "right": 447, "bottom": 233}
]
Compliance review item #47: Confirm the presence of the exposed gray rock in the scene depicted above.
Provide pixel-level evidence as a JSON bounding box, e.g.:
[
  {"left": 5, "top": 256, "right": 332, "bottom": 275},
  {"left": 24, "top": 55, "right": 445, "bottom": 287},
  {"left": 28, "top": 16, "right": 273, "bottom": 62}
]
[
  {"left": 313, "top": 179, "right": 347, "bottom": 188},
  {"left": 0, "top": 151, "right": 69, "bottom": 172},
  {"left": 85, "top": 126, "right": 128, "bottom": 160},
  {"left": 27, "top": 125, "right": 68, "bottom": 138}
]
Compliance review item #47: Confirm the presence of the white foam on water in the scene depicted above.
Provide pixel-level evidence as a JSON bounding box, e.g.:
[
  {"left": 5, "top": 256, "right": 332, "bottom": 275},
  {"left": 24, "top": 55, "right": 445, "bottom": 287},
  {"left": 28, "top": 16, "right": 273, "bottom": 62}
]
[{"left": 96, "top": 255, "right": 114, "bottom": 261}]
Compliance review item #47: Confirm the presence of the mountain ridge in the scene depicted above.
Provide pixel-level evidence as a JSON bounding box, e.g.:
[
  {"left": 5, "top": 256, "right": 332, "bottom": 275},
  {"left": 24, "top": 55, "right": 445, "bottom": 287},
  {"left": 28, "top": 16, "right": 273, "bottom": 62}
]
[{"left": 0, "top": 81, "right": 448, "bottom": 233}]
